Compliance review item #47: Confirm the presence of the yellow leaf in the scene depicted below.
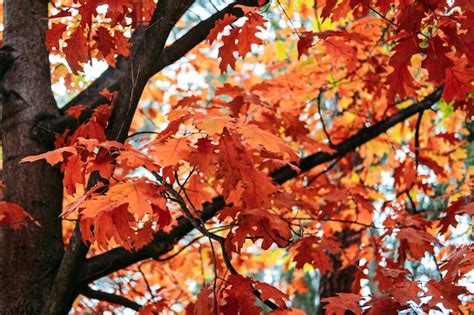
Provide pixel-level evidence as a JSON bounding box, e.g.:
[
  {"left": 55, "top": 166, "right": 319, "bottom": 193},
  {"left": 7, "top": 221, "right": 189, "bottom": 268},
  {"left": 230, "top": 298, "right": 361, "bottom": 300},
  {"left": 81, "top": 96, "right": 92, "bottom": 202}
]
[{"left": 275, "top": 40, "right": 287, "bottom": 61}]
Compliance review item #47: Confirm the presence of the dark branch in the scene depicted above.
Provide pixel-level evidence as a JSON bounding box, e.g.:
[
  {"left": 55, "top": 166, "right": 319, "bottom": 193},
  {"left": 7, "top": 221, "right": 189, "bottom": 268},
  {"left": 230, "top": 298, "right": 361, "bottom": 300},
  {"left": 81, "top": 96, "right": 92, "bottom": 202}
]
[
  {"left": 79, "top": 86, "right": 443, "bottom": 285},
  {"left": 49, "top": 0, "right": 264, "bottom": 136},
  {"left": 148, "top": 0, "right": 264, "bottom": 75},
  {"left": 79, "top": 196, "right": 226, "bottom": 285},
  {"left": 316, "top": 89, "right": 334, "bottom": 147},
  {"left": 42, "top": 173, "right": 104, "bottom": 315},
  {"left": 43, "top": 2, "right": 197, "bottom": 313},
  {"left": 415, "top": 111, "right": 423, "bottom": 171},
  {"left": 82, "top": 287, "right": 142, "bottom": 312},
  {"left": 105, "top": 0, "right": 196, "bottom": 142},
  {"left": 270, "top": 86, "right": 443, "bottom": 184}
]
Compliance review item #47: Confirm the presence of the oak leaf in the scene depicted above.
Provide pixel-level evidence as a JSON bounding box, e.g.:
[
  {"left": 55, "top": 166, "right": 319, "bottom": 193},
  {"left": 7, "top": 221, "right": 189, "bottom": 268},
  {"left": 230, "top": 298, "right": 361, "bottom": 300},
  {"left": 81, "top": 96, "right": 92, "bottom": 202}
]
[
  {"left": 0, "top": 202, "right": 35, "bottom": 230},
  {"left": 322, "top": 293, "right": 362, "bottom": 315}
]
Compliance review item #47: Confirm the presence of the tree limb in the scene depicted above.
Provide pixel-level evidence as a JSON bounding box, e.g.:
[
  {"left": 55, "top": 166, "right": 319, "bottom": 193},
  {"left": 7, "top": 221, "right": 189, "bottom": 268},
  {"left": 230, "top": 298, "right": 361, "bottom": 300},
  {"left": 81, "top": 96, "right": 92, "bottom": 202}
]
[
  {"left": 79, "top": 196, "right": 226, "bottom": 285},
  {"left": 82, "top": 287, "right": 142, "bottom": 312},
  {"left": 49, "top": 0, "right": 264, "bottom": 136},
  {"left": 78, "top": 86, "right": 443, "bottom": 286},
  {"left": 270, "top": 86, "right": 443, "bottom": 184},
  {"left": 42, "top": 2, "right": 196, "bottom": 314},
  {"left": 105, "top": 0, "right": 196, "bottom": 142},
  {"left": 42, "top": 225, "right": 90, "bottom": 315}
]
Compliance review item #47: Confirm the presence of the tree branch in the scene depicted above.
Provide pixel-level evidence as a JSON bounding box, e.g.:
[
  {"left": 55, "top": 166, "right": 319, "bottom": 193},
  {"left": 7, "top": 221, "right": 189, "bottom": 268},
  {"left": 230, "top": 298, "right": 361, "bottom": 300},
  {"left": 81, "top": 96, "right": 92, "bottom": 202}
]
[
  {"left": 79, "top": 86, "right": 443, "bottom": 286},
  {"left": 82, "top": 287, "right": 142, "bottom": 312},
  {"left": 45, "top": 1, "right": 271, "bottom": 311},
  {"left": 270, "top": 86, "right": 443, "bottom": 184},
  {"left": 79, "top": 196, "right": 226, "bottom": 285},
  {"left": 42, "top": 225, "right": 89, "bottom": 315},
  {"left": 43, "top": 2, "right": 196, "bottom": 314},
  {"left": 49, "top": 0, "right": 264, "bottom": 136},
  {"left": 105, "top": 0, "right": 196, "bottom": 142}
]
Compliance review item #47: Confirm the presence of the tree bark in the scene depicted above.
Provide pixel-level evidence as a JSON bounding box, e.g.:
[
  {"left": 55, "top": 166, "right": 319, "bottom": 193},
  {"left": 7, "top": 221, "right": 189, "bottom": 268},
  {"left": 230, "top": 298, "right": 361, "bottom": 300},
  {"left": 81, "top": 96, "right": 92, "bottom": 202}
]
[
  {"left": 318, "top": 229, "right": 361, "bottom": 314},
  {"left": 0, "top": 0, "right": 64, "bottom": 313}
]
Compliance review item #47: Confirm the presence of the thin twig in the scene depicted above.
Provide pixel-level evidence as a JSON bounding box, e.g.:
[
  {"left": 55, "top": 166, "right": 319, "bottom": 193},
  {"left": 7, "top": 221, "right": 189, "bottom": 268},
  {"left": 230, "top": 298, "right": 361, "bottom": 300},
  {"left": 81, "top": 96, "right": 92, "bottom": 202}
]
[
  {"left": 126, "top": 130, "right": 160, "bottom": 140},
  {"left": 138, "top": 264, "right": 157, "bottom": 302},
  {"left": 306, "top": 156, "right": 342, "bottom": 185},
  {"left": 276, "top": 0, "right": 301, "bottom": 38},
  {"left": 405, "top": 189, "right": 417, "bottom": 213},
  {"left": 153, "top": 171, "right": 280, "bottom": 311},
  {"left": 316, "top": 89, "right": 334, "bottom": 148},
  {"left": 366, "top": 5, "right": 398, "bottom": 27}
]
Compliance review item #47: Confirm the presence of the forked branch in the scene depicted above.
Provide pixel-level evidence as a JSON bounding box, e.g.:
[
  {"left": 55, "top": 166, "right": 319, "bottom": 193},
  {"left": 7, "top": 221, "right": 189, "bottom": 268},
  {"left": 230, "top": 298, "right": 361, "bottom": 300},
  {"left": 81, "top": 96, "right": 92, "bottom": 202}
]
[
  {"left": 79, "top": 86, "right": 443, "bottom": 286},
  {"left": 47, "top": 0, "right": 266, "bottom": 136}
]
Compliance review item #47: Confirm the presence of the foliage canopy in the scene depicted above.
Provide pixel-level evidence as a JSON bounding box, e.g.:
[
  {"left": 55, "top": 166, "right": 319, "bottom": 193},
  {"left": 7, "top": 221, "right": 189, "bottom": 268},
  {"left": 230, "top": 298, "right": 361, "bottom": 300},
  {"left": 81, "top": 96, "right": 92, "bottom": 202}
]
[{"left": 1, "top": 0, "right": 474, "bottom": 313}]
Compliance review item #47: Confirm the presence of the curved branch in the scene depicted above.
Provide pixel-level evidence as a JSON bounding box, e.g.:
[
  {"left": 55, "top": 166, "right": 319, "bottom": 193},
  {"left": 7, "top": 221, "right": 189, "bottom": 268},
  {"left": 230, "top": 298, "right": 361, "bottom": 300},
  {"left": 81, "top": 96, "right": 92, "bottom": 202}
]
[
  {"left": 49, "top": 0, "right": 264, "bottom": 136},
  {"left": 79, "top": 86, "right": 443, "bottom": 285},
  {"left": 105, "top": 0, "right": 197, "bottom": 142},
  {"left": 43, "top": 2, "right": 197, "bottom": 313},
  {"left": 82, "top": 287, "right": 142, "bottom": 311},
  {"left": 79, "top": 196, "right": 226, "bottom": 285}
]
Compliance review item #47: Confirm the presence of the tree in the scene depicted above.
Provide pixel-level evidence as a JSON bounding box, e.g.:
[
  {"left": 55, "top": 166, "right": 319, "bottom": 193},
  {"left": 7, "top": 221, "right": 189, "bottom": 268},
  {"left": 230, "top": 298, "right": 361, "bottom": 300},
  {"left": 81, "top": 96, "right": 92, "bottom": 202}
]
[{"left": 0, "top": 0, "right": 473, "bottom": 313}]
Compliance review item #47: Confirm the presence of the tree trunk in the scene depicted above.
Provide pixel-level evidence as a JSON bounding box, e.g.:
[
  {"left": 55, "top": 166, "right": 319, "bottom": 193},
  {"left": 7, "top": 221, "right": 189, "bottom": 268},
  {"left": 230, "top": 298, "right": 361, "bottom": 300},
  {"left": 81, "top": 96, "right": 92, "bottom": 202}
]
[
  {"left": 318, "top": 229, "right": 361, "bottom": 314},
  {"left": 0, "top": 0, "right": 64, "bottom": 313}
]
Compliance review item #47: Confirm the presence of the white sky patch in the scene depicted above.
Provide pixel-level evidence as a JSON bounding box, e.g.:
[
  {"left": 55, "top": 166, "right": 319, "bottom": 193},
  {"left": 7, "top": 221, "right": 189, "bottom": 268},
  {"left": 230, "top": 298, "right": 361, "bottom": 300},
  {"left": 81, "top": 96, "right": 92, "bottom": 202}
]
[
  {"left": 96, "top": 4, "right": 108, "bottom": 14},
  {"left": 83, "top": 59, "right": 109, "bottom": 81}
]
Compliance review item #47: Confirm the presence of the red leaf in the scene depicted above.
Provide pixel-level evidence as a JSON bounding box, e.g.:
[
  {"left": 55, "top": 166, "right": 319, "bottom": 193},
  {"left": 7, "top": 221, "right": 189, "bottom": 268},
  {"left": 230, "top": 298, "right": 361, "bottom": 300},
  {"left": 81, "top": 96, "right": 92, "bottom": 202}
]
[
  {"left": 322, "top": 293, "right": 362, "bottom": 315},
  {"left": 65, "top": 104, "right": 87, "bottom": 118},
  {"left": 189, "top": 137, "right": 217, "bottom": 174},
  {"left": 321, "top": 0, "right": 338, "bottom": 19},
  {"left": 46, "top": 23, "right": 67, "bottom": 51},
  {"left": 297, "top": 32, "right": 314, "bottom": 59},
  {"left": 443, "top": 63, "right": 474, "bottom": 101},
  {"left": 421, "top": 36, "right": 454, "bottom": 82},
  {"left": 237, "top": 12, "right": 266, "bottom": 58},
  {"left": 254, "top": 281, "right": 288, "bottom": 308},
  {"left": 207, "top": 13, "right": 237, "bottom": 44},
  {"left": 268, "top": 309, "right": 306, "bottom": 315},
  {"left": 20, "top": 146, "right": 77, "bottom": 166},
  {"left": 93, "top": 26, "right": 116, "bottom": 62},
  {"left": 0, "top": 202, "right": 36, "bottom": 230},
  {"left": 220, "top": 275, "right": 261, "bottom": 315},
  {"left": 291, "top": 236, "right": 333, "bottom": 273},
  {"left": 426, "top": 279, "right": 465, "bottom": 311},
  {"left": 195, "top": 285, "right": 214, "bottom": 315},
  {"left": 386, "top": 34, "right": 419, "bottom": 101},
  {"left": 226, "top": 208, "right": 291, "bottom": 253},
  {"left": 397, "top": 227, "right": 439, "bottom": 260},
  {"left": 219, "top": 27, "right": 239, "bottom": 72},
  {"left": 63, "top": 27, "right": 89, "bottom": 73},
  {"left": 148, "top": 138, "right": 192, "bottom": 167}
]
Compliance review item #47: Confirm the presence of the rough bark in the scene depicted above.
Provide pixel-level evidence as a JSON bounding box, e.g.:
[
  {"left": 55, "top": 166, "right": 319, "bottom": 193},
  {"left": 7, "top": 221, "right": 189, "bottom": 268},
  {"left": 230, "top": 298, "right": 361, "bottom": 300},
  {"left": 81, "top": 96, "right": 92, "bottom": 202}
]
[{"left": 0, "top": 0, "right": 64, "bottom": 313}]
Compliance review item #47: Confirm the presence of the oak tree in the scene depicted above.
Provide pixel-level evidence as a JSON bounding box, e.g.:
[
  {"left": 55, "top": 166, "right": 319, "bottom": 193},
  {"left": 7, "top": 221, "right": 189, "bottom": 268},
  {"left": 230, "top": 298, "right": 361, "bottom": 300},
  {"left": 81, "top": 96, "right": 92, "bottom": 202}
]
[{"left": 0, "top": 0, "right": 473, "bottom": 314}]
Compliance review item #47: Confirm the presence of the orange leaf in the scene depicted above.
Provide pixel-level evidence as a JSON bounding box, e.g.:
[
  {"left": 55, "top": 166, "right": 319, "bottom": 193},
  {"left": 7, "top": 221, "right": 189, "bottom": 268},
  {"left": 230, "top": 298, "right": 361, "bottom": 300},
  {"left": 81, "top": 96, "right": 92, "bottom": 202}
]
[
  {"left": 0, "top": 202, "right": 36, "bottom": 230},
  {"left": 207, "top": 13, "right": 237, "bottom": 44},
  {"left": 20, "top": 147, "right": 77, "bottom": 166},
  {"left": 63, "top": 27, "right": 89, "bottom": 73},
  {"left": 322, "top": 293, "right": 362, "bottom": 315}
]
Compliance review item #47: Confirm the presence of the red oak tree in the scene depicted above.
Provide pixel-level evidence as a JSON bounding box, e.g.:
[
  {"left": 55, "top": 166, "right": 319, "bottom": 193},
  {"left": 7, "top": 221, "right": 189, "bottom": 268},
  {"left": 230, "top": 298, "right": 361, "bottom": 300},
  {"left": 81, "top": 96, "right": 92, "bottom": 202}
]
[{"left": 0, "top": 0, "right": 473, "bottom": 314}]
